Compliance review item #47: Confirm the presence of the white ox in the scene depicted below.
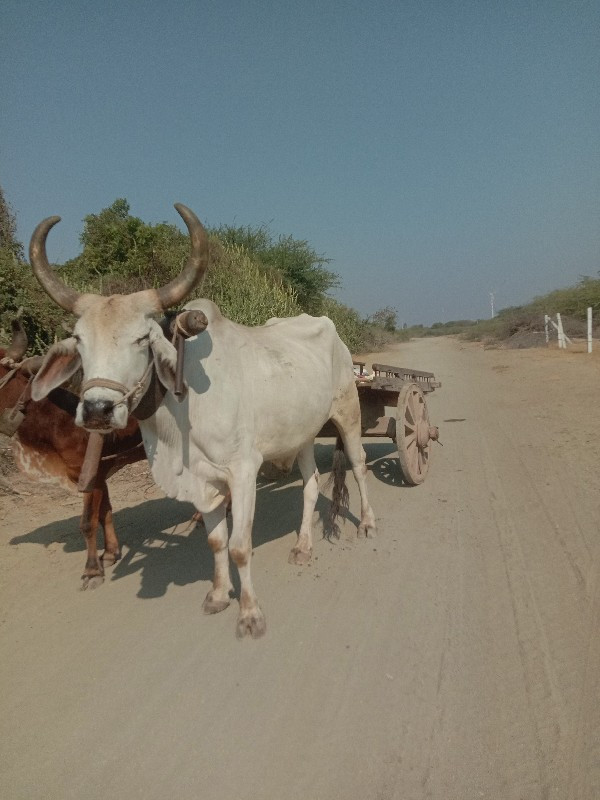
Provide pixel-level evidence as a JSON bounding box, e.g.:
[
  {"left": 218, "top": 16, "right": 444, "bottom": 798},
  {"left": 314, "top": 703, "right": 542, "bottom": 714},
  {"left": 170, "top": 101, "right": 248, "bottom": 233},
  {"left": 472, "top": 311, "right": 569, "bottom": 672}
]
[{"left": 29, "top": 204, "right": 376, "bottom": 637}]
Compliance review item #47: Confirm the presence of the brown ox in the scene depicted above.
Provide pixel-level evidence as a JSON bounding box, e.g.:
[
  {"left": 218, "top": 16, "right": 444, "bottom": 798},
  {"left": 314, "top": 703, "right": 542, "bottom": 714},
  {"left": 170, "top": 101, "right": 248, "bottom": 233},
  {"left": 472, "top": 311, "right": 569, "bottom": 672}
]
[{"left": 1, "top": 321, "right": 143, "bottom": 588}]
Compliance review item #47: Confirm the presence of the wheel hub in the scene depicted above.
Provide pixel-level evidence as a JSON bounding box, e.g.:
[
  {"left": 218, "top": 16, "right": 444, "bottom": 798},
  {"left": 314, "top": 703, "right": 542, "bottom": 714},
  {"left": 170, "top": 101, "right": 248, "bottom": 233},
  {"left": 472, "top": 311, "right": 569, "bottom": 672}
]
[
  {"left": 415, "top": 422, "right": 439, "bottom": 448},
  {"left": 416, "top": 420, "right": 430, "bottom": 448}
]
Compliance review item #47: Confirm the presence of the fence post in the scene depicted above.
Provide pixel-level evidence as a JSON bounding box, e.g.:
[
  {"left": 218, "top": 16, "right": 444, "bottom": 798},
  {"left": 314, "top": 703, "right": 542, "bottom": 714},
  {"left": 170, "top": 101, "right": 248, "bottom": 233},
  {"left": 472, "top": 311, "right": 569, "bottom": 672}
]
[
  {"left": 548, "top": 314, "right": 572, "bottom": 349},
  {"left": 544, "top": 315, "right": 549, "bottom": 345},
  {"left": 557, "top": 313, "right": 565, "bottom": 348},
  {"left": 588, "top": 307, "right": 593, "bottom": 353}
]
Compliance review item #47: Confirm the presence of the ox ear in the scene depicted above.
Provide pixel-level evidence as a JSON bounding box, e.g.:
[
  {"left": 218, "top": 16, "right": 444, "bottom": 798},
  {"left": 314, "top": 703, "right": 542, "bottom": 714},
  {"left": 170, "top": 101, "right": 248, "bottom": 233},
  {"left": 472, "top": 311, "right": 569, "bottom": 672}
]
[
  {"left": 31, "top": 338, "right": 82, "bottom": 401},
  {"left": 148, "top": 321, "right": 181, "bottom": 400}
]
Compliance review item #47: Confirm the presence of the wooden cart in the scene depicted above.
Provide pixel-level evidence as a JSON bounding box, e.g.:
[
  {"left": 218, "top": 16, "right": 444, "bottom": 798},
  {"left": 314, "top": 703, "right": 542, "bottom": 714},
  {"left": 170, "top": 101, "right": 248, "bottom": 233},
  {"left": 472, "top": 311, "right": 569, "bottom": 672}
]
[{"left": 320, "top": 361, "right": 441, "bottom": 485}]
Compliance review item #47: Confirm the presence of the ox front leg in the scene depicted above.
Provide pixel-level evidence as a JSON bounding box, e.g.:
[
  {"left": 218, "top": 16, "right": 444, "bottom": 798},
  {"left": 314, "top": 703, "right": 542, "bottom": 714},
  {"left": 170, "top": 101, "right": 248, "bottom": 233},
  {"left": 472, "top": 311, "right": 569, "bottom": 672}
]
[
  {"left": 229, "top": 466, "right": 266, "bottom": 639},
  {"left": 202, "top": 501, "right": 234, "bottom": 614},
  {"left": 80, "top": 488, "right": 105, "bottom": 590},
  {"left": 98, "top": 481, "right": 121, "bottom": 568},
  {"left": 289, "top": 443, "right": 319, "bottom": 566}
]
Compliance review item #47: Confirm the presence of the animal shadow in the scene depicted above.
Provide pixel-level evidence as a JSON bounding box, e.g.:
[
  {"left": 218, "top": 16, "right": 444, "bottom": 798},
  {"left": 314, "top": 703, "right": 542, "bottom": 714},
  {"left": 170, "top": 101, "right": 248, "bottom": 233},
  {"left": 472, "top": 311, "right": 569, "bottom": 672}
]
[{"left": 9, "top": 441, "right": 386, "bottom": 598}]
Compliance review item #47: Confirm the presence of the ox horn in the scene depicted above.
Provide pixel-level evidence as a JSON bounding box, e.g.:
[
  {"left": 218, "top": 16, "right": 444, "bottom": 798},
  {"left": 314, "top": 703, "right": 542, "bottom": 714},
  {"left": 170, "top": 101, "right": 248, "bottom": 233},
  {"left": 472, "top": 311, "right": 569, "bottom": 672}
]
[
  {"left": 5, "top": 318, "right": 29, "bottom": 361},
  {"left": 156, "top": 204, "right": 209, "bottom": 309},
  {"left": 29, "top": 215, "right": 82, "bottom": 313}
]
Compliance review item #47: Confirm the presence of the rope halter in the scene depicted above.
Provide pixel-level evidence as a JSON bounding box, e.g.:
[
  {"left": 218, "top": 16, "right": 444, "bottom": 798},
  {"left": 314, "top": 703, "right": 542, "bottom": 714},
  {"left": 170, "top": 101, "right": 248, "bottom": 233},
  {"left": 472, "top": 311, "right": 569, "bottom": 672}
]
[{"left": 79, "top": 360, "right": 154, "bottom": 410}]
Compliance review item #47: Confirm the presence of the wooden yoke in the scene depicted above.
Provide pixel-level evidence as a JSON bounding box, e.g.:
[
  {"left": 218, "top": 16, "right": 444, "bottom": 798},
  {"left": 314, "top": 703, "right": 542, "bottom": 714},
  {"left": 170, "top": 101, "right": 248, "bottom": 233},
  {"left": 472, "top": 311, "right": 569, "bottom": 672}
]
[{"left": 171, "top": 309, "right": 208, "bottom": 398}]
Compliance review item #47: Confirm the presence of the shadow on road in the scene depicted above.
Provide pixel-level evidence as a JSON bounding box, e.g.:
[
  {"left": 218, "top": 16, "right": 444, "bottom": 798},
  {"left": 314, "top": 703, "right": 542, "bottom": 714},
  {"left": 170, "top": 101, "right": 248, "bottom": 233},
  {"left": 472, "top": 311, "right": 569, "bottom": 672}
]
[
  {"left": 9, "top": 440, "right": 407, "bottom": 597},
  {"left": 363, "top": 441, "right": 406, "bottom": 487}
]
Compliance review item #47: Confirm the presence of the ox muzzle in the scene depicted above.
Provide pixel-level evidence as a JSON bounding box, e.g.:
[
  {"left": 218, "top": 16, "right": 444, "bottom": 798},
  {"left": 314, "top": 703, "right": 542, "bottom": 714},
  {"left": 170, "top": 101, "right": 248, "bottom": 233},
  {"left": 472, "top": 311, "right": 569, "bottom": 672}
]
[{"left": 79, "top": 362, "right": 153, "bottom": 431}]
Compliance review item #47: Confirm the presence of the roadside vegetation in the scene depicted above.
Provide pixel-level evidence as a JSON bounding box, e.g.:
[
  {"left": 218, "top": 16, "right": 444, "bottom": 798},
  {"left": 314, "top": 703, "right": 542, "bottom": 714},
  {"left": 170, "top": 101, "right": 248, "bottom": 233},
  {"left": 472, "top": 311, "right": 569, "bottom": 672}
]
[
  {"left": 420, "top": 278, "right": 600, "bottom": 345},
  {"left": 7, "top": 185, "right": 591, "bottom": 355},
  {"left": 397, "top": 279, "right": 600, "bottom": 346},
  {"left": 0, "top": 190, "right": 405, "bottom": 355}
]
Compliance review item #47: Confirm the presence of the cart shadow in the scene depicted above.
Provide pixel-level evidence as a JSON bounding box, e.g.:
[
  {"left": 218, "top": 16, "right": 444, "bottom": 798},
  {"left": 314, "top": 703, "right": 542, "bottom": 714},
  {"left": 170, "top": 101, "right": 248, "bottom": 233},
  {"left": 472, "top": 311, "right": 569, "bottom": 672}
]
[{"left": 363, "top": 442, "right": 406, "bottom": 488}]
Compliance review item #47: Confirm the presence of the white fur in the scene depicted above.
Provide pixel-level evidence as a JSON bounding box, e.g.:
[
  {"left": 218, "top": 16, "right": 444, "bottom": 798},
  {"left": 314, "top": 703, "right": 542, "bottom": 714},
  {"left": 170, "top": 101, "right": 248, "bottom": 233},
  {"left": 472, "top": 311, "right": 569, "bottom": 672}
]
[{"left": 31, "top": 293, "right": 376, "bottom": 636}]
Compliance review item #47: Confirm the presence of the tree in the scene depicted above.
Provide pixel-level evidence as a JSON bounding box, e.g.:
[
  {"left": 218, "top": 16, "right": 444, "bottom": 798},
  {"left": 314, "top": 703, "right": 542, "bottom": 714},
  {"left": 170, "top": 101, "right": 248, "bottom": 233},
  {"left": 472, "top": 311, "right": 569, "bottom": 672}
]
[
  {"left": 370, "top": 306, "right": 397, "bottom": 332},
  {"left": 0, "top": 185, "right": 23, "bottom": 259},
  {"left": 65, "top": 198, "right": 190, "bottom": 292},
  {"left": 0, "top": 183, "right": 68, "bottom": 352}
]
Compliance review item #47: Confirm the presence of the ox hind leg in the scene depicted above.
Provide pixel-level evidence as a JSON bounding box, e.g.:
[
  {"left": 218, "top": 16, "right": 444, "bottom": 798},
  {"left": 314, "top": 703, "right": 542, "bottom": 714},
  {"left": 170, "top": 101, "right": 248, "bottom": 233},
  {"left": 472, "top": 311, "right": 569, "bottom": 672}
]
[
  {"left": 202, "top": 500, "right": 234, "bottom": 614},
  {"left": 288, "top": 443, "right": 319, "bottom": 566},
  {"left": 228, "top": 462, "right": 266, "bottom": 639},
  {"left": 330, "top": 409, "right": 376, "bottom": 539}
]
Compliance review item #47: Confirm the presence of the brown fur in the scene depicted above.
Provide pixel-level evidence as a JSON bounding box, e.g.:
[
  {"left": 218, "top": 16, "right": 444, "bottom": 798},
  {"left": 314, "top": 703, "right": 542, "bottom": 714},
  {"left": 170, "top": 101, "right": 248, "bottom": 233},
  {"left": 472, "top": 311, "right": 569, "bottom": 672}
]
[{"left": 1, "top": 350, "right": 144, "bottom": 583}]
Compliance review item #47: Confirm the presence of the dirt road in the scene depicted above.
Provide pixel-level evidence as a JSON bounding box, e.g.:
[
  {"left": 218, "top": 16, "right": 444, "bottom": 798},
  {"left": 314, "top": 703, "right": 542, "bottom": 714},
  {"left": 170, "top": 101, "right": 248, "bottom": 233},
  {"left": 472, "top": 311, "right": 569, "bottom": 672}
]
[{"left": 1, "top": 336, "right": 599, "bottom": 800}]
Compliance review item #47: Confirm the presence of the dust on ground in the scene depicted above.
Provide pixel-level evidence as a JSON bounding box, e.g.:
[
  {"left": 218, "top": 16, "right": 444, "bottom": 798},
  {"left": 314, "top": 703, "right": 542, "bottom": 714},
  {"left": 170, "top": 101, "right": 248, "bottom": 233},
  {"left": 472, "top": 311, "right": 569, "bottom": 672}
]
[{"left": 1, "top": 336, "right": 600, "bottom": 800}]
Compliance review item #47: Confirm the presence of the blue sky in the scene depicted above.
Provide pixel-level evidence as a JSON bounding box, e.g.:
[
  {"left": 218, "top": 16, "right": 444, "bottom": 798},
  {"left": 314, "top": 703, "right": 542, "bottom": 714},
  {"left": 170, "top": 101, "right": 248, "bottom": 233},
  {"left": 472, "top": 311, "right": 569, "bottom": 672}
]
[{"left": 2, "top": 0, "right": 598, "bottom": 325}]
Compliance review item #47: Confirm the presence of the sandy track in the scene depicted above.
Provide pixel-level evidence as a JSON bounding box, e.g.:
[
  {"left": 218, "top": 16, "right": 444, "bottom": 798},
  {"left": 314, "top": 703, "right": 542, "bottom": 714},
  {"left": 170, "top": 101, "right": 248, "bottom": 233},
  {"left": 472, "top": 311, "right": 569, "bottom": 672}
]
[{"left": 1, "top": 336, "right": 599, "bottom": 799}]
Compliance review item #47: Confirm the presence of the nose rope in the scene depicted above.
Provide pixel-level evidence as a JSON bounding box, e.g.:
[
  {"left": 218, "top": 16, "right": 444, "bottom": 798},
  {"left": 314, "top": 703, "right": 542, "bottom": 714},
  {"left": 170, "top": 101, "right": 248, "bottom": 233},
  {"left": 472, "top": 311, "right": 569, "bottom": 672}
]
[{"left": 80, "top": 361, "right": 153, "bottom": 409}]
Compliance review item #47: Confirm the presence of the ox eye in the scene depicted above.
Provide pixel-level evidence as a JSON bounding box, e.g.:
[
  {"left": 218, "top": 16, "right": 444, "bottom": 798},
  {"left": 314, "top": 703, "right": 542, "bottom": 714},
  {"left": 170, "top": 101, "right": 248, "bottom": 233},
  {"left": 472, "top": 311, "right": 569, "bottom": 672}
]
[{"left": 135, "top": 334, "right": 150, "bottom": 345}]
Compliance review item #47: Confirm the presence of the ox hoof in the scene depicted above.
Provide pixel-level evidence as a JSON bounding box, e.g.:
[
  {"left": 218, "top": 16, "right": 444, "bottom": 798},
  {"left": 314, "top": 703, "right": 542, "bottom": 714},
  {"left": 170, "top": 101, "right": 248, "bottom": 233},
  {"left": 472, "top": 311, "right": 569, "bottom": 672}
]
[
  {"left": 80, "top": 575, "right": 105, "bottom": 591},
  {"left": 203, "top": 593, "right": 231, "bottom": 615},
  {"left": 236, "top": 608, "right": 266, "bottom": 639},
  {"left": 288, "top": 548, "right": 312, "bottom": 566},
  {"left": 357, "top": 524, "right": 376, "bottom": 539},
  {"left": 100, "top": 550, "right": 121, "bottom": 567}
]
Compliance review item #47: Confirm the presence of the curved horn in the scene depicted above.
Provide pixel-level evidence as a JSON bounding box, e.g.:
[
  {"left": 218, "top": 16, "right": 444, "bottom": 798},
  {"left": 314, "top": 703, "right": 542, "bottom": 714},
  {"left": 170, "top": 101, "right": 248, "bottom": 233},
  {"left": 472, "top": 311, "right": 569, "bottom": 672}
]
[
  {"left": 29, "top": 216, "right": 82, "bottom": 313},
  {"left": 5, "top": 318, "right": 28, "bottom": 361},
  {"left": 156, "top": 204, "right": 209, "bottom": 309}
]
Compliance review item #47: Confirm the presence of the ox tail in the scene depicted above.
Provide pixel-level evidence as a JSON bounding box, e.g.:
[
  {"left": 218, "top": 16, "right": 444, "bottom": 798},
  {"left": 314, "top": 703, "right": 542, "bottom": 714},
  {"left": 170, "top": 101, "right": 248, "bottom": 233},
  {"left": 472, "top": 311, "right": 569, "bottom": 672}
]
[{"left": 324, "top": 434, "right": 350, "bottom": 540}]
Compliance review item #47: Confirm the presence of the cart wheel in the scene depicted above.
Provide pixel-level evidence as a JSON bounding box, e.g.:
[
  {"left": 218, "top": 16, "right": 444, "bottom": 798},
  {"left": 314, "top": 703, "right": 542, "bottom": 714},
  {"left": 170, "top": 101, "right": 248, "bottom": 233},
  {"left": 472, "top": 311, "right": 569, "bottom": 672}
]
[{"left": 396, "top": 383, "right": 433, "bottom": 485}]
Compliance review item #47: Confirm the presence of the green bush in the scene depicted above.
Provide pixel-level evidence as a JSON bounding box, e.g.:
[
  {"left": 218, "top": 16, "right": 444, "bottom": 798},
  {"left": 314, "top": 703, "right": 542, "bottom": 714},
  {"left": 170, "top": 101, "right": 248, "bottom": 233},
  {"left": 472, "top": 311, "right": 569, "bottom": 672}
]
[
  {"left": 1, "top": 197, "right": 346, "bottom": 353},
  {"left": 200, "top": 241, "right": 301, "bottom": 325},
  {"left": 1, "top": 192, "right": 415, "bottom": 358},
  {"left": 314, "top": 297, "right": 366, "bottom": 354},
  {"left": 527, "top": 277, "right": 600, "bottom": 319},
  {"left": 0, "top": 247, "right": 73, "bottom": 353},
  {"left": 213, "top": 223, "right": 339, "bottom": 313}
]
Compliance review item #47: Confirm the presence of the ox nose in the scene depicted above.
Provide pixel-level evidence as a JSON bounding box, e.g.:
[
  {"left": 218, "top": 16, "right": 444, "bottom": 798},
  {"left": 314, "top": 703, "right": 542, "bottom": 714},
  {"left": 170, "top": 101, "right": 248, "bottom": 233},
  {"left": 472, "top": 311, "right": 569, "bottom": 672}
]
[{"left": 82, "top": 398, "right": 115, "bottom": 426}]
